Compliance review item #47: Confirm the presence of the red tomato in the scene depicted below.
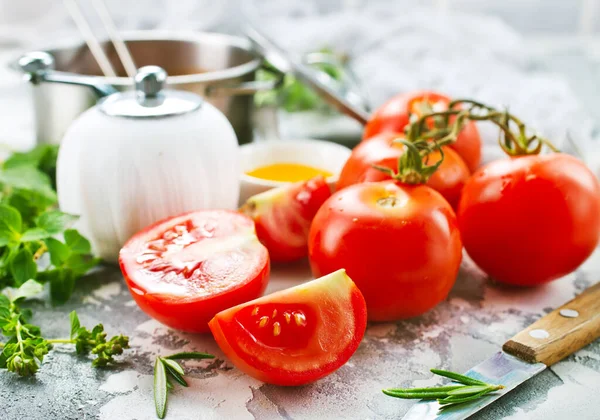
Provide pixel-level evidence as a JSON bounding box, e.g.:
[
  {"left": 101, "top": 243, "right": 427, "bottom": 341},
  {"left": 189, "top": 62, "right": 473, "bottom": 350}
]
[
  {"left": 119, "top": 210, "right": 270, "bottom": 333},
  {"left": 309, "top": 181, "right": 462, "bottom": 321},
  {"left": 241, "top": 176, "right": 331, "bottom": 262},
  {"left": 336, "top": 132, "right": 470, "bottom": 208},
  {"left": 209, "top": 269, "right": 367, "bottom": 386},
  {"left": 458, "top": 154, "right": 600, "bottom": 286},
  {"left": 363, "top": 91, "right": 482, "bottom": 172}
]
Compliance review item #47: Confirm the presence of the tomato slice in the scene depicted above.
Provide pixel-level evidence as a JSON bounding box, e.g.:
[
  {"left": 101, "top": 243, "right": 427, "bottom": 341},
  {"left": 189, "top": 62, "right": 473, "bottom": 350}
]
[
  {"left": 119, "top": 210, "right": 270, "bottom": 333},
  {"left": 209, "top": 269, "right": 367, "bottom": 386},
  {"left": 240, "top": 176, "right": 332, "bottom": 262}
]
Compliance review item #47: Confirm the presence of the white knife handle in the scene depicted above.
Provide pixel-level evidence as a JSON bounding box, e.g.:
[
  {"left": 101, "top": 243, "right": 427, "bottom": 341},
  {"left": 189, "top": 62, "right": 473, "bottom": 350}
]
[{"left": 503, "top": 282, "right": 600, "bottom": 366}]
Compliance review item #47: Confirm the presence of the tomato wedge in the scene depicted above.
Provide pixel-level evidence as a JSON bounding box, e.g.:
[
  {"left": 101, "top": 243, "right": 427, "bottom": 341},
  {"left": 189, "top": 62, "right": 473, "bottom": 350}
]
[
  {"left": 209, "top": 269, "right": 367, "bottom": 386},
  {"left": 119, "top": 210, "right": 269, "bottom": 333},
  {"left": 240, "top": 176, "right": 332, "bottom": 262}
]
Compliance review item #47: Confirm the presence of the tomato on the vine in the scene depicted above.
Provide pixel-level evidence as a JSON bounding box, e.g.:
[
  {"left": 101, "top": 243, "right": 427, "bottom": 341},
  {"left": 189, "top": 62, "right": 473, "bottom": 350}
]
[
  {"left": 309, "top": 181, "right": 462, "bottom": 321},
  {"left": 336, "top": 132, "right": 470, "bottom": 208},
  {"left": 119, "top": 210, "right": 270, "bottom": 333},
  {"left": 240, "top": 176, "right": 331, "bottom": 262},
  {"left": 363, "top": 91, "right": 482, "bottom": 172},
  {"left": 458, "top": 154, "right": 600, "bottom": 286},
  {"left": 209, "top": 269, "right": 367, "bottom": 386}
]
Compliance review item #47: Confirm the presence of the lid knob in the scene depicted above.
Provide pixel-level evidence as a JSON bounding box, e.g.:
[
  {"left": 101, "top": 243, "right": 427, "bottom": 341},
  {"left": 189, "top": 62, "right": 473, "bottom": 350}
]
[
  {"left": 135, "top": 66, "right": 167, "bottom": 98},
  {"left": 18, "top": 51, "right": 55, "bottom": 74}
]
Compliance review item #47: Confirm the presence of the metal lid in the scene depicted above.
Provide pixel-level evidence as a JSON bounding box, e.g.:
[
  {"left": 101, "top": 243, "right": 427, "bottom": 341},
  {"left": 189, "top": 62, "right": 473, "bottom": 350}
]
[{"left": 99, "top": 66, "right": 202, "bottom": 118}]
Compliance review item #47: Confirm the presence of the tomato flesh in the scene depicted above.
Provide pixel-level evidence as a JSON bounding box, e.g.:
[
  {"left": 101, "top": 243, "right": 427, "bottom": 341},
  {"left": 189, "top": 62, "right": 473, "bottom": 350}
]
[
  {"left": 458, "top": 154, "right": 600, "bottom": 286},
  {"left": 241, "top": 175, "right": 331, "bottom": 262},
  {"left": 119, "top": 210, "right": 270, "bottom": 332},
  {"left": 209, "top": 269, "right": 367, "bottom": 386},
  {"left": 363, "top": 91, "right": 482, "bottom": 172}
]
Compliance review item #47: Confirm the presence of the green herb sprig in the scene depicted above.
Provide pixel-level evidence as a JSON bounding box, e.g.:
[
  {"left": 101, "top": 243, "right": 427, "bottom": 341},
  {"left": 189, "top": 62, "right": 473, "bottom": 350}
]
[
  {"left": 0, "top": 283, "right": 129, "bottom": 376},
  {"left": 383, "top": 369, "right": 504, "bottom": 410},
  {"left": 0, "top": 145, "right": 100, "bottom": 304},
  {"left": 154, "top": 351, "right": 215, "bottom": 419},
  {"left": 0, "top": 145, "right": 122, "bottom": 377}
]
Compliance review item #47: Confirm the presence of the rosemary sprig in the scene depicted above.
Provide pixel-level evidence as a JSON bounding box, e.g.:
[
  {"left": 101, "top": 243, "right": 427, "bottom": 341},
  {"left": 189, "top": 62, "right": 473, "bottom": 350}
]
[
  {"left": 383, "top": 369, "right": 504, "bottom": 410},
  {"left": 153, "top": 351, "right": 215, "bottom": 419}
]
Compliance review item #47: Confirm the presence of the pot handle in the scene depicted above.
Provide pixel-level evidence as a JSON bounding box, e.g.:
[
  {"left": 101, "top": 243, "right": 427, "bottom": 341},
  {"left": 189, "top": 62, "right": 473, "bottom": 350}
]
[
  {"left": 19, "top": 52, "right": 117, "bottom": 98},
  {"left": 205, "top": 70, "right": 284, "bottom": 97}
]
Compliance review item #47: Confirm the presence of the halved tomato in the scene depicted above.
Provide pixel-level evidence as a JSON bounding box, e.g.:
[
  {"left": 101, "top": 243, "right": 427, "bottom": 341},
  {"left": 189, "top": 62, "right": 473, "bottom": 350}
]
[
  {"left": 240, "top": 176, "right": 331, "bottom": 262},
  {"left": 119, "top": 210, "right": 270, "bottom": 333},
  {"left": 209, "top": 269, "right": 367, "bottom": 386}
]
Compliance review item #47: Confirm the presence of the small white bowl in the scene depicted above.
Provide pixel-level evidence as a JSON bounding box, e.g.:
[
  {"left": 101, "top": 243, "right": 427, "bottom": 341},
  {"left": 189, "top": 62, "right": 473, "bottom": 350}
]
[{"left": 239, "top": 139, "right": 352, "bottom": 204}]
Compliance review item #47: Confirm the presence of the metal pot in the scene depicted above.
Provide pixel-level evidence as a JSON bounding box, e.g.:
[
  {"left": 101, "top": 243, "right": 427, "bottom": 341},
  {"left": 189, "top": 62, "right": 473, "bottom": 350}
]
[{"left": 18, "top": 31, "right": 278, "bottom": 145}]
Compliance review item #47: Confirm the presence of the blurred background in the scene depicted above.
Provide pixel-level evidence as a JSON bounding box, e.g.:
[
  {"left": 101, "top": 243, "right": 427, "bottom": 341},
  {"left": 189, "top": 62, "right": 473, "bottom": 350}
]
[{"left": 1, "top": 0, "right": 600, "bottom": 172}]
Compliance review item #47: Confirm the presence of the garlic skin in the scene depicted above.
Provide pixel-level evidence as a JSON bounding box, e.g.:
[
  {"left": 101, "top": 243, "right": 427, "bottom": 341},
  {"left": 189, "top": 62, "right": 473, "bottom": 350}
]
[{"left": 57, "top": 102, "right": 240, "bottom": 262}]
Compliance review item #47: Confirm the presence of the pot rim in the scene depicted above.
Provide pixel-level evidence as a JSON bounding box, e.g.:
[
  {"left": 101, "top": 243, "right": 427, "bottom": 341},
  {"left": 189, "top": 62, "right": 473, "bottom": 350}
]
[{"left": 14, "top": 30, "right": 263, "bottom": 86}]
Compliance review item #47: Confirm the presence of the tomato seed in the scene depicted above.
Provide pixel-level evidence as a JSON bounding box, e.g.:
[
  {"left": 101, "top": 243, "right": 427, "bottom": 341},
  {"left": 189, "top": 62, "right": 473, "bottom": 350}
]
[
  {"left": 252, "top": 307, "right": 259, "bottom": 316},
  {"left": 294, "top": 312, "right": 306, "bottom": 327},
  {"left": 283, "top": 312, "right": 291, "bottom": 324},
  {"left": 272, "top": 309, "right": 277, "bottom": 318},
  {"left": 259, "top": 316, "right": 269, "bottom": 328},
  {"left": 273, "top": 322, "right": 281, "bottom": 336}
]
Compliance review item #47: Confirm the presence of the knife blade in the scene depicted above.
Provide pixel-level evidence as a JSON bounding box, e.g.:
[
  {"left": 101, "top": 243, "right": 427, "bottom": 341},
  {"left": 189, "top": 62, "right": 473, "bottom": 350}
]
[{"left": 401, "top": 282, "right": 600, "bottom": 419}]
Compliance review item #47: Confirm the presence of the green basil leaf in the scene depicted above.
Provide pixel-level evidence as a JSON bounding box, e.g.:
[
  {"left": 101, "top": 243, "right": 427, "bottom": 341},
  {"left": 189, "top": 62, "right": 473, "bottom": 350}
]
[
  {"left": 47, "top": 269, "right": 76, "bottom": 305},
  {"left": 69, "top": 311, "right": 81, "bottom": 339},
  {"left": 21, "top": 228, "right": 50, "bottom": 242},
  {"left": 44, "top": 238, "right": 71, "bottom": 266},
  {"left": 64, "top": 229, "right": 91, "bottom": 254},
  {"left": 0, "top": 336, "right": 18, "bottom": 368},
  {"left": 9, "top": 248, "right": 37, "bottom": 286},
  {"left": 0, "top": 166, "right": 56, "bottom": 201},
  {"left": 0, "top": 230, "right": 12, "bottom": 247},
  {"left": 6, "top": 188, "right": 56, "bottom": 227},
  {"left": 64, "top": 254, "right": 101, "bottom": 277},
  {"left": 35, "top": 211, "right": 78, "bottom": 235},
  {"left": 10, "top": 279, "right": 44, "bottom": 302},
  {"left": 3, "top": 144, "right": 52, "bottom": 169},
  {"left": 154, "top": 357, "right": 168, "bottom": 419},
  {"left": 0, "top": 204, "right": 22, "bottom": 244},
  {"left": 0, "top": 294, "right": 10, "bottom": 310}
]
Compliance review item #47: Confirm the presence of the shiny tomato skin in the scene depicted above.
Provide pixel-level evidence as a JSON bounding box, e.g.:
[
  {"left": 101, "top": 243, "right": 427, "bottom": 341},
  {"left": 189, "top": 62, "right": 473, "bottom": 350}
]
[
  {"left": 336, "top": 133, "right": 470, "bottom": 208},
  {"left": 458, "top": 154, "right": 600, "bottom": 286},
  {"left": 119, "top": 210, "right": 270, "bottom": 333},
  {"left": 241, "top": 176, "right": 331, "bottom": 262},
  {"left": 363, "top": 91, "right": 482, "bottom": 172},
  {"left": 309, "top": 181, "right": 462, "bottom": 321},
  {"left": 209, "top": 269, "right": 367, "bottom": 386}
]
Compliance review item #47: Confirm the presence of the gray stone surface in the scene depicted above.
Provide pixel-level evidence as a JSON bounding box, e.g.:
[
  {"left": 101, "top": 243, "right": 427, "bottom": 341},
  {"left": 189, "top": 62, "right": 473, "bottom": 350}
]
[{"left": 1, "top": 251, "right": 599, "bottom": 420}]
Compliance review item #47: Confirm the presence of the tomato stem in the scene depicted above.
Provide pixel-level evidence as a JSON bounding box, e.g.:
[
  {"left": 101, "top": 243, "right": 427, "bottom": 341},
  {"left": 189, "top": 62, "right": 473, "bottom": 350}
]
[{"left": 374, "top": 98, "right": 559, "bottom": 185}]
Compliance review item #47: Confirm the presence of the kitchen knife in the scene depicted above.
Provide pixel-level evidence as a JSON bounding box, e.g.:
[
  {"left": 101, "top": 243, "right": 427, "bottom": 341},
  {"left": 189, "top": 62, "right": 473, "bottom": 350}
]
[{"left": 402, "top": 282, "right": 600, "bottom": 419}]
